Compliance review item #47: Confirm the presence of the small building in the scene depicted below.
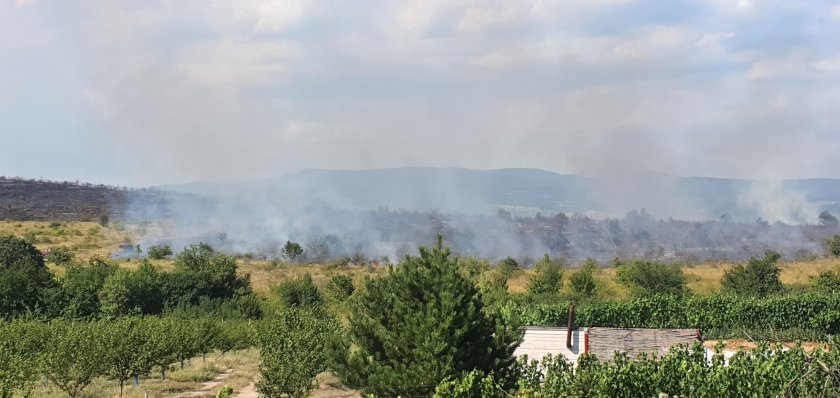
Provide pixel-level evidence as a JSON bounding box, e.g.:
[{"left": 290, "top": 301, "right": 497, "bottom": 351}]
[{"left": 514, "top": 326, "right": 701, "bottom": 365}]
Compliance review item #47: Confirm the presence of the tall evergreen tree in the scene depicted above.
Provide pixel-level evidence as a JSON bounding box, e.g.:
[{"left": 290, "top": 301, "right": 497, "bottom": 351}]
[{"left": 331, "top": 236, "right": 520, "bottom": 397}]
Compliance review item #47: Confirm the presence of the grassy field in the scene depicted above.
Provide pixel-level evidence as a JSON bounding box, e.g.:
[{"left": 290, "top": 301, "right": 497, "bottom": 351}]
[
  {"left": 3, "top": 221, "right": 837, "bottom": 397},
  {"left": 2, "top": 221, "right": 839, "bottom": 300}
]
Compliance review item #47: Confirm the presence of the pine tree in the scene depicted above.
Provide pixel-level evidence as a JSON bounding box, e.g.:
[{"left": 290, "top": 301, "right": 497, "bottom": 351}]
[
  {"left": 527, "top": 254, "right": 564, "bottom": 295},
  {"left": 331, "top": 236, "right": 520, "bottom": 397}
]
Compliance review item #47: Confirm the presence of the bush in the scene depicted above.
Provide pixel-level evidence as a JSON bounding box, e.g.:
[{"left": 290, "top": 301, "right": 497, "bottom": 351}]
[
  {"left": 331, "top": 236, "right": 519, "bottom": 397},
  {"left": 258, "top": 308, "right": 340, "bottom": 398},
  {"left": 615, "top": 259, "right": 687, "bottom": 297},
  {"left": 325, "top": 275, "right": 354, "bottom": 301},
  {"left": 496, "top": 293, "right": 840, "bottom": 339},
  {"left": 61, "top": 259, "right": 118, "bottom": 318},
  {"left": 147, "top": 243, "right": 173, "bottom": 260},
  {"left": 273, "top": 273, "right": 322, "bottom": 308},
  {"left": 100, "top": 261, "right": 164, "bottom": 316},
  {"left": 164, "top": 243, "right": 252, "bottom": 306},
  {"left": 456, "top": 343, "right": 840, "bottom": 397},
  {"left": 0, "top": 235, "right": 57, "bottom": 316},
  {"left": 569, "top": 258, "right": 598, "bottom": 297},
  {"left": 527, "top": 254, "right": 563, "bottom": 296},
  {"left": 825, "top": 234, "right": 840, "bottom": 257},
  {"left": 810, "top": 270, "right": 840, "bottom": 294},
  {"left": 721, "top": 250, "right": 783, "bottom": 296},
  {"left": 497, "top": 256, "right": 520, "bottom": 278},
  {"left": 45, "top": 247, "right": 74, "bottom": 265}
]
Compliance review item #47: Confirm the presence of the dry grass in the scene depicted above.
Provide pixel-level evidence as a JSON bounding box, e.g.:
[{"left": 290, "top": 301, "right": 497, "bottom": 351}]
[
  {"left": 3, "top": 221, "right": 839, "bottom": 299},
  {"left": 29, "top": 349, "right": 260, "bottom": 398}
]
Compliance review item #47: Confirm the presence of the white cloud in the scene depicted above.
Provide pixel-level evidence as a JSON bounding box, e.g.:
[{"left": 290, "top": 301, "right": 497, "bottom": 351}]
[{"left": 814, "top": 56, "right": 840, "bottom": 73}]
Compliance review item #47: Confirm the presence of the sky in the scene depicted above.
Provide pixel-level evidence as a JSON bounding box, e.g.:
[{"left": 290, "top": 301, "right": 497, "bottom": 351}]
[{"left": 1, "top": 0, "right": 839, "bottom": 186}]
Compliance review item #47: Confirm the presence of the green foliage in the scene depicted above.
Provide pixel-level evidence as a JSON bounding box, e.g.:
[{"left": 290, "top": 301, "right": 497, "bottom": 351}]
[
  {"left": 281, "top": 240, "right": 304, "bottom": 262},
  {"left": 100, "top": 317, "right": 159, "bottom": 397},
  {"left": 569, "top": 258, "right": 598, "bottom": 297},
  {"left": 721, "top": 250, "right": 783, "bottom": 296},
  {"left": 497, "top": 293, "right": 840, "bottom": 340},
  {"left": 615, "top": 259, "right": 687, "bottom": 297},
  {"left": 147, "top": 243, "right": 173, "bottom": 260},
  {"left": 497, "top": 256, "right": 520, "bottom": 278},
  {"left": 527, "top": 254, "right": 563, "bottom": 295},
  {"left": 0, "top": 235, "right": 57, "bottom": 316},
  {"left": 0, "top": 321, "right": 47, "bottom": 398},
  {"left": 457, "top": 256, "right": 490, "bottom": 283},
  {"left": 45, "top": 247, "right": 75, "bottom": 265},
  {"left": 164, "top": 243, "right": 252, "bottom": 306},
  {"left": 216, "top": 385, "right": 234, "bottom": 398},
  {"left": 325, "top": 275, "right": 355, "bottom": 301},
  {"left": 472, "top": 342, "right": 840, "bottom": 398},
  {"left": 432, "top": 370, "right": 506, "bottom": 398},
  {"left": 100, "top": 261, "right": 164, "bottom": 316},
  {"left": 332, "top": 236, "right": 520, "bottom": 397},
  {"left": 810, "top": 270, "right": 840, "bottom": 293},
  {"left": 61, "top": 259, "right": 118, "bottom": 318},
  {"left": 824, "top": 234, "right": 840, "bottom": 257},
  {"left": 41, "top": 320, "right": 105, "bottom": 397},
  {"left": 258, "top": 308, "right": 340, "bottom": 398},
  {"left": 273, "top": 273, "right": 323, "bottom": 308}
]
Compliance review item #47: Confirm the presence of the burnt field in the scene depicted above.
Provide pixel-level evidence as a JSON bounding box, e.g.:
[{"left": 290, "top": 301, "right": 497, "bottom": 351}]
[{"left": 0, "top": 177, "right": 204, "bottom": 222}]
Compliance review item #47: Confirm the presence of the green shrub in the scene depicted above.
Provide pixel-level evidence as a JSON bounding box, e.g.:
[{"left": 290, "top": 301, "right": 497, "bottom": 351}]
[
  {"left": 497, "top": 256, "right": 520, "bottom": 278},
  {"left": 258, "top": 308, "right": 340, "bottom": 398},
  {"left": 147, "top": 243, "right": 173, "bottom": 260},
  {"left": 824, "top": 234, "right": 840, "bottom": 257},
  {"left": 0, "top": 235, "right": 57, "bottom": 316},
  {"left": 325, "top": 275, "right": 354, "bottom": 301},
  {"left": 45, "top": 247, "right": 74, "bottom": 265},
  {"left": 496, "top": 293, "right": 840, "bottom": 339},
  {"left": 721, "top": 250, "right": 783, "bottom": 296},
  {"left": 810, "top": 270, "right": 840, "bottom": 293},
  {"left": 569, "top": 258, "right": 598, "bottom": 297},
  {"left": 527, "top": 254, "right": 563, "bottom": 295},
  {"left": 272, "top": 273, "right": 322, "bottom": 308},
  {"left": 615, "top": 259, "right": 687, "bottom": 297}
]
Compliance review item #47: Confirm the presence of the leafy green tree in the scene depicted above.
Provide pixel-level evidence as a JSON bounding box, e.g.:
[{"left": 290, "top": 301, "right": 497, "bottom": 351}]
[
  {"left": 0, "top": 321, "right": 47, "bottom": 398},
  {"left": 432, "top": 370, "right": 505, "bottom": 398},
  {"left": 163, "top": 243, "right": 251, "bottom": 307},
  {"left": 272, "top": 273, "right": 323, "bottom": 308},
  {"left": 41, "top": 320, "right": 105, "bottom": 398},
  {"left": 100, "top": 261, "right": 164, "bottom": 316},
  {"left": 615, "top": 259, "right": 687, "bottom": 297},
  {"left": 325, "top": 275, "right": 354, "bottom": 301},
  {"left": 570, "top": 258, "right": 598, "bottom": 297},
  {"left": 527, "top": 254, "right": 564, "bottom": 295},
  {"left": 147, "top": 243, "right": 173, "bottom": 260},
  {"left": 62, "top": 259, "right": 118, "bottom": 318},
  {"left": 825, "top": 234, "right": 840, "bottom": 257},
  {"left": 457, "top": 257, "right": 490, "bottom": 284},
  {"left": 0, "top": 235, "right": 57, "bottom": 316},
  {"left": 145, "top": 317, "right": 179, "bottom": 381},
  {"left": 331, "top": 236, "right": 520, "bottom": 397},
  {"left": 258, "top": 308, "right": 340, "bottom": 398},
  {"left": 101, "top": 317, "right": 158, "bottom": 397},
  {"left": 281, "top": 241, "right": 304, "bottom": 262},
  {"left": 721, "top": 250, "right": 784, "bottom": 296}
]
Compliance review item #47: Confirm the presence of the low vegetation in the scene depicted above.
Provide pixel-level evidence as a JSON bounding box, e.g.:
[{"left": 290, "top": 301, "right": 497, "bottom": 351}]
[{"left": 2, "top": 221, "right": 840, "bottom": 397}]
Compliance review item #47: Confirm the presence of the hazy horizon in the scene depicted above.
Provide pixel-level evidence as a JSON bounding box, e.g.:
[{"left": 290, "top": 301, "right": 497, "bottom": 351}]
[{"left": 2, "top": 1, "right": 839, "bottom": 186}]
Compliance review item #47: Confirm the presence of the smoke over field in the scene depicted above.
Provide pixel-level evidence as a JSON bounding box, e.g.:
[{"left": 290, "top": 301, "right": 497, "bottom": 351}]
[{"left": 120, "top": 168, "right": 840, "bottom": 264}]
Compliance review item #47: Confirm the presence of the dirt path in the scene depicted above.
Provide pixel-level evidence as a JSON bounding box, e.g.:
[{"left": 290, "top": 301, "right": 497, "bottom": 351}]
[
  {"left": 232, "top": 382, "right": 258, "bottom": 398},
  {"left": 176, "top": 369, "right": 233, "bottom": 398}
]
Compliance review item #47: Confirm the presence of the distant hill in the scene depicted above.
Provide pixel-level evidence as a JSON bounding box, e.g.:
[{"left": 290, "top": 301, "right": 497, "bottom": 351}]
[
  {"left": 0, "top": 177, "right": 199, "bottom": 222},
  {"left": 159, "top": 168, "right": 840, "bottom": 222}
]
